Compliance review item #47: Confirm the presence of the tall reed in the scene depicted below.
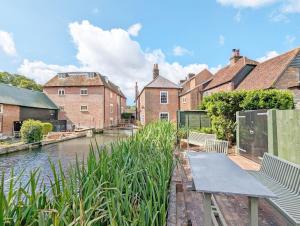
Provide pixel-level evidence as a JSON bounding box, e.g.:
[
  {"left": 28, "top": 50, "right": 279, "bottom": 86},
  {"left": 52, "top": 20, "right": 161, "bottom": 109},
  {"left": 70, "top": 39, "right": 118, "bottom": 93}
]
[{"left": 0, "top": 121, "right": 176, "bottom": 225}]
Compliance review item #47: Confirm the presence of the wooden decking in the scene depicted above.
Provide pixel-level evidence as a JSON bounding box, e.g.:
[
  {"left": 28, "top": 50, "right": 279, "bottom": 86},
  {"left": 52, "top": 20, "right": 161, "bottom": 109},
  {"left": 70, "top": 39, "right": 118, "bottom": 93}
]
[{"left": 168, "top": 150, "right": 290, "bottom": 226}]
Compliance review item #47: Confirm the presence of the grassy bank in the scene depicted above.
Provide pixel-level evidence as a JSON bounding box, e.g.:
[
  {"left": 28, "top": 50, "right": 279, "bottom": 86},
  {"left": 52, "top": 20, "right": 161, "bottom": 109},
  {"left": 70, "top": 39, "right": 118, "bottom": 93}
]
[{"left": 0, "top": 121, "right": 176, "bottom": 225}]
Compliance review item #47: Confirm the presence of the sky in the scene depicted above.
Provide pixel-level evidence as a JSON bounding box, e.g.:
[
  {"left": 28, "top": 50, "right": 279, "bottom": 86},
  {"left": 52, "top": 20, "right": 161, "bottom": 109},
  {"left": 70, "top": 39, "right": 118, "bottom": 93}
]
[{"left": 0, "top": 0, "right": 300, "bottom": 104}]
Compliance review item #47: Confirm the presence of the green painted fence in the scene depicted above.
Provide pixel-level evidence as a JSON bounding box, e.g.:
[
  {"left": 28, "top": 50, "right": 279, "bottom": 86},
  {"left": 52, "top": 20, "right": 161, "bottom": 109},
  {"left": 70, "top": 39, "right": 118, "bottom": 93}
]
[
  {"left": 268, "top": 109, "right": 300, "bottom": 165},
  {"left": 177, "top": 110, "right": 210, "bottom": 129}
]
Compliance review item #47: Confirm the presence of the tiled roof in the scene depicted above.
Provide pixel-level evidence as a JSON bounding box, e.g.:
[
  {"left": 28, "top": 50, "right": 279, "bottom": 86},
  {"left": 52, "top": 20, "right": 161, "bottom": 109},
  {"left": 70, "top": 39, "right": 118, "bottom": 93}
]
[
  {"left": 44, "top": 72, "right": 126, "bottom": 98},
  {"left": 237, "top": 48, "right": 300, "bottom": 90},
  {"left": 145, "top": 75, "right": 181, "bottom": 89},
  {"left": 0, "top": 83, "right": 58, "bottom": 109},
  {"left": 205, "top": 57, "right": 258, "bottom": 90},
  {"left": 180, "top": 69, "right": 213, "bottom": 96}
]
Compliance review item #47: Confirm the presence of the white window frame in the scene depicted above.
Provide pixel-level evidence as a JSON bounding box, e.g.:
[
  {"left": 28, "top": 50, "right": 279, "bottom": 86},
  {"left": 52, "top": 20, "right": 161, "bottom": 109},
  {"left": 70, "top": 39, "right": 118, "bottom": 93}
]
[
  {"left": 80, "top": 105, "right": 88, "bottom": 112},
  {"left": 80, "top": 88, "right": 88, "bottom": 96},
  {"left": 58, "top": 89, "right": 65, "bottom": 96},
  {"left": 182, "top": 97, "right": 187, "bottom": 104},
  {"left": 159, "top": 112, "right": 169, "bottom": 121},
  {"left": 110, "top": 91, "right": 113, "bottom": 98},
  {"left": 110, "top": 104, "right": 114, "bottom": 113},
  {"left": 0, "top": 104, "right": 3, "bottom": 113},
  {"left": 59, "top": 106, "right": 65, "bottom": 112},
  {"left": 160, "top": 91, "right": 168, "bottom": 104}
]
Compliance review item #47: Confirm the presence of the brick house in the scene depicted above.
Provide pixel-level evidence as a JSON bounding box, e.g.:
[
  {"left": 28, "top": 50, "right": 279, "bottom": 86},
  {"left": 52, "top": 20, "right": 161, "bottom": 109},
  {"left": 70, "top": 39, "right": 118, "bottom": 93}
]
[
  {"left": 203, "top": 49, "right": 258, "bottom": 96},
  {"left": 179, "top": 69, "right": 213, "bottom": 110},
  {"left": 237, "top": 47, "right": 300, "bottom": 108},
  {"left": 0, "top": 83, "right": 58, "bottom": 136},
  {"left": 136, "top": 64, "right": 181, "bottom": 125},
  {"left": 43, "top": 72, "right": 126, "bottom": 130}
]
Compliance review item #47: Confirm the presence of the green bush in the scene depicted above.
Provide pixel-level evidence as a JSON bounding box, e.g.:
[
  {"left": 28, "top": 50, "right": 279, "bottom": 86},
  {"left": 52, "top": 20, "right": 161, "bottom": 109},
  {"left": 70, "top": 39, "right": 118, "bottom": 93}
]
[
  {"left": 121, "top": 112, "right": 132, "bottom": 119},
  {"left": 192, "top": 127, "right": 214, "bottom": 134},
  {"left": 20, "top": 119, "right": 43, "bottom": 143},
  {"left": 200, "top": 90, "right": 294, "bottom": 143},
  {"left": 41, "top": 122, "right": 53, "bottom": 135}
]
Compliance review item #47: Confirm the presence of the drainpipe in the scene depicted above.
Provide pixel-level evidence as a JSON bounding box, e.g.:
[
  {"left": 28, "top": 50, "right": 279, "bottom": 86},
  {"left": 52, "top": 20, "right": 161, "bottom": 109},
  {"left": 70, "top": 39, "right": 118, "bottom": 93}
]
[{"left": 103, "top": 86, "right": 106, "bottom": 129}]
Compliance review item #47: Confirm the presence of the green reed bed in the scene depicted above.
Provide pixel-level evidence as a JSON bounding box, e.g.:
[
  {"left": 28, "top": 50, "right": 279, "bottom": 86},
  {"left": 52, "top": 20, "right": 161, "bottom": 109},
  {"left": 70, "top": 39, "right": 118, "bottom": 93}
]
[{"left": 0, "top": 121, "right": 176, "bottom": 226}]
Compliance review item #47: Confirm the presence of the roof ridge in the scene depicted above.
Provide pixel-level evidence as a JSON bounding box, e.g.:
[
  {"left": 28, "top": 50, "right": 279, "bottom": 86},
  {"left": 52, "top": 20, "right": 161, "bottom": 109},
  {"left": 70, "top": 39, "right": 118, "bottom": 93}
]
[
  {"left": 259, "top": 46, "right": 300, "bottom": 64},
  {"left": 0, "top": 83, "right": 43, "bottom": 94}
]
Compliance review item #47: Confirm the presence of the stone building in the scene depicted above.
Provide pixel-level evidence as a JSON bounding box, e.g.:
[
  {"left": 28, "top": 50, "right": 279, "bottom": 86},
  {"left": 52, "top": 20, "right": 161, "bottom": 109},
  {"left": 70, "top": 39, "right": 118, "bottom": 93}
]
[
  {"left": 203, "top": 49, "right": 258, "bottom": 96},
  {"left": 237, "top": 47, "right": 300, "bottom": 108},
  {"left": 179, "top": 69, "right": 213, "bottom": 110},
  {"left": 43, "top": 72, "right": 126, "bottom": 130},
  {"left": 136, "top": 64, "right": 181, "bottom": 125},
  {"left": 0, "top": 83, "right": 58, "bottom": 136}
]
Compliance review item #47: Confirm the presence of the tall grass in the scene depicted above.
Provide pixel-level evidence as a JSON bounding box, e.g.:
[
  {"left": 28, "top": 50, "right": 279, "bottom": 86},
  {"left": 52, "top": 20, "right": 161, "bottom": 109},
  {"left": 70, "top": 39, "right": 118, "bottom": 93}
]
[{"left": 0, "top": 121, "right": 176, "bottom": 225}]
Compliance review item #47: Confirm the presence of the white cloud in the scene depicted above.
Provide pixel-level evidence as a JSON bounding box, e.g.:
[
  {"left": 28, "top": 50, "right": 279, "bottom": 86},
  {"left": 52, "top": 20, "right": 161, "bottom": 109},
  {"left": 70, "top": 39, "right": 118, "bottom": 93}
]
[
  {"left": 127, "top": 23, "right": 142, "bottom": 37},
  {"left": 0, "top": 30, "right": 17, "bottom": 56},
  {"left": 216, "top": 0, "right": 278, "bottom": 8},
  {"left": 234, "top": 10, "right": 242, "bottom": 22},
  {"left": 18, "top": 20, "right": 214, "bottom": 101},
  {"left": 269, "top": 10, "right": 290, "bottom": 22},
  {"left": 285, "top": 34, "right": 296, "bottom": 45},
  {"left": 256, "top": 50, "right": 279, "bottom": 62},
  {"left": 92, "top": 8, "right": 99, "bottom": 14},
  {"left": 281, "top": 0, "right": 300, "bottom": 13},
  {"left": 218, "top": 35, "right": 225, "bottom": 46},
  {"left": 173, "top": 45, "right": 191, "bottom": 56}
]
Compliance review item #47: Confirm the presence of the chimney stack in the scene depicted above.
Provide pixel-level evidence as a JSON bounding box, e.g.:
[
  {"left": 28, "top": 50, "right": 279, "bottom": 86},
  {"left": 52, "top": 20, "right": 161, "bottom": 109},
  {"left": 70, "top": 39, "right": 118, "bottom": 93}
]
[
  {"left": 230, "top": 49, "right": 242, "bottom": 65},
  {"left": 188, "top": 73, "right": 195, "bottom": 79},
  {"left": 135, "top": 81, "right": 139, "bottom": 102},
  {"left": 153, "top": 64, "right": 159, "bottom": 79}
]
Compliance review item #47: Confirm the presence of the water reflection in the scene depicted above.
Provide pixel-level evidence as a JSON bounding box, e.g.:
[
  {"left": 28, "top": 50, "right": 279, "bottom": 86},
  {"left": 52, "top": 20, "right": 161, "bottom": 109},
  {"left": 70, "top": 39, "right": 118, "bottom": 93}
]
[{"left": 0, "top": 130, "right": 129, "bottom": 188}]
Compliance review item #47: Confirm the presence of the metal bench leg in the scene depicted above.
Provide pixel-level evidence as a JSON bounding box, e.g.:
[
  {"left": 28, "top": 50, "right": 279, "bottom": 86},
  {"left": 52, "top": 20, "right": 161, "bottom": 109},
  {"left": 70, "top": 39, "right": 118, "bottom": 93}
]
[
  {"left": 249, "top": 197, "right": 258, "bottom": 226},
  {"left": 203, "top": 192, "right": 212, "bottom": 226}
]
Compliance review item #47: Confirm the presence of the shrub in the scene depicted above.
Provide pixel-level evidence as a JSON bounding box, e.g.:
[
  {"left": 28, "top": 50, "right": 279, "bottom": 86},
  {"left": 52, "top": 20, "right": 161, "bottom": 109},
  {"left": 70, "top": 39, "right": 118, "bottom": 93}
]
[
  {"left": 20, "top": 119, "right": 43, "bottom": 143},
  {"left": 192, "top": 127, "right": 214, "bottom": 134},
  {"left": 200, "top": 90, "right": 294, "bottom": 143},
  {"left": 121, "top": 112, "right": 132, "bottom": 119},
  {"left": 41, "top": 122, "right": 53, "bottom": 135},
  {"left": 177, "top": 127, "right": 188, "bottom": 139}
]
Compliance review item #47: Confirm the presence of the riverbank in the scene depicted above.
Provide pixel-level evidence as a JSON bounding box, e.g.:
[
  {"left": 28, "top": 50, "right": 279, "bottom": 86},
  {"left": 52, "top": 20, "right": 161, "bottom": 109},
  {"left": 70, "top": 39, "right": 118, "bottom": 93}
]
[{"left": 0, "top": 131, "right": 87, "bottom": 155}]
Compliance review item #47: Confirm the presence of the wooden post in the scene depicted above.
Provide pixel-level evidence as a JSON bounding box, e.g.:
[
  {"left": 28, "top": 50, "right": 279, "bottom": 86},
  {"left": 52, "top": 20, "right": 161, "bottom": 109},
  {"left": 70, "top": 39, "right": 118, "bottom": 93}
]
[
  {"left": 203, "top": 193, "right": 212, "bottom": 226},
  {"left": 249, "top": 197, "right": 258, "bottom": 226}
]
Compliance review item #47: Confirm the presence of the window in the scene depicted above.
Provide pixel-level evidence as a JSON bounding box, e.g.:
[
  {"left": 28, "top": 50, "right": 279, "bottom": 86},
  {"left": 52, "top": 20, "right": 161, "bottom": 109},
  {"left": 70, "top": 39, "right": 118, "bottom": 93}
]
[
  {"left": 110, "top": 91, "right": 113, "bottom": 98},
  {"left": 110, "top": 117, "right": 114, "bottom": 126},
  {"left": 0, "top": 104, "right": 3, "bottom": 113},
  {"left": 110, "top": 104, "right": 114, "bottom": 113},
  {"left": 58, "top": 89, "right": 65, "bottom": 96},
  {"left": 80, "top": 105, "right": 88, "bottom": 112},
  {"left": 80, "top": 88, "right": 88, "bottom": 95},
  {"left": 160, "top": 91, "right": 168, "bottom": 104},
  {"left": 59, "top": 106, "right": 65, "bottom": 112},
  {"left": 160, "top": 112, "right": 169, "bottom": 121},
  {"left": 182, "top": 97, "right": 187, "bottom": 104}
]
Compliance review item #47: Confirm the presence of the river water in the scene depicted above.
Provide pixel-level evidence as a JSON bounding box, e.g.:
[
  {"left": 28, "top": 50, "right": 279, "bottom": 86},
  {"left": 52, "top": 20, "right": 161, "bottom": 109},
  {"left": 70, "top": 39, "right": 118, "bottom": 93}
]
[{"left": 0, "top": 130, "right": 130, "bottom": 188}]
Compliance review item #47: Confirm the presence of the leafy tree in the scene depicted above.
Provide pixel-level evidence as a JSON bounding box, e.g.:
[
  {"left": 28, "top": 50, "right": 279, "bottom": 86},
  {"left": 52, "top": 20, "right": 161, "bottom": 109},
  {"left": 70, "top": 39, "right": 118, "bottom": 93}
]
[
  {"left": 199, "top": 90, "right": 294, "bottom": 144},
  {"left": 0, "top": 72, "right": 42, "bottom": 91}
]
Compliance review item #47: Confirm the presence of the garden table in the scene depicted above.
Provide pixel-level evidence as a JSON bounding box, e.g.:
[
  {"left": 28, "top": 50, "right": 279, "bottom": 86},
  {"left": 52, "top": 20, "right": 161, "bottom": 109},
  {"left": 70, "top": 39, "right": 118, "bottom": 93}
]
[{"left": 187, "top": 152, "right": 276, "bottom": 226}]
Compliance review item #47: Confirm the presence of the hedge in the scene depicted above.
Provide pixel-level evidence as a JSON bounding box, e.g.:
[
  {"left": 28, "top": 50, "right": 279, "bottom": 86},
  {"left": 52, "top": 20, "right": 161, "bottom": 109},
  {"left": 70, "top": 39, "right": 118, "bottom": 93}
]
[
  {"left": 42, "top": 122, "right": 53, "bottom": 135},
  {"left": 20, "top": 119, "right": 44, "bottom": 143},
  {"left": 199, "top": 90, "right": 294, "bottom": 143}
]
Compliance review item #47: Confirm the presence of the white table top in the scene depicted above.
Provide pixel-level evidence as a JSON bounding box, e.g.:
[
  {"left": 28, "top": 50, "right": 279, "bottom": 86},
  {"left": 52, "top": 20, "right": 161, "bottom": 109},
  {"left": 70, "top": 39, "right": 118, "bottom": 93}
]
[{"left": 187, "top": 152, "right": 276, "bottom": 198}]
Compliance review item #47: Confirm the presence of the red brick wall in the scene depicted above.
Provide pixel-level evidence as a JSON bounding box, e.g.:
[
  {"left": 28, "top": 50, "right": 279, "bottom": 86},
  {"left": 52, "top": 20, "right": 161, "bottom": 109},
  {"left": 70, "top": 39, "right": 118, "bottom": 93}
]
[
  {"left": 0, "top": 104, "right": 20, "bottom": 136},
  {"left": 138, "top": 88, "right": 179, "bottom": 125},
  {"left": 44, "top": 86, "right": 105, "bottom": 129}
]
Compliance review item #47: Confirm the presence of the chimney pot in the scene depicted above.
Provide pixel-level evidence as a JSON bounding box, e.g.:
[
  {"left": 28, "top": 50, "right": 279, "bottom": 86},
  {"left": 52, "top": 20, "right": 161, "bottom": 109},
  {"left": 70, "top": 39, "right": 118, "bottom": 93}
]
[
  {"left": 230, "top": 49, "right": 242, "bottom": 65},
  {"left": 153, "top": 63, "right": 159, "bottom": 79}
]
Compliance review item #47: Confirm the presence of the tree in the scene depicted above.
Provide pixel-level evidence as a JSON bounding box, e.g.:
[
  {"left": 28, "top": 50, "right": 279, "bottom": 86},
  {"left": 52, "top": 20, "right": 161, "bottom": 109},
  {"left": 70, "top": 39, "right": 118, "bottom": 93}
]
[{"left": 0, "top": 72, "right": 42, "bottom": 91}]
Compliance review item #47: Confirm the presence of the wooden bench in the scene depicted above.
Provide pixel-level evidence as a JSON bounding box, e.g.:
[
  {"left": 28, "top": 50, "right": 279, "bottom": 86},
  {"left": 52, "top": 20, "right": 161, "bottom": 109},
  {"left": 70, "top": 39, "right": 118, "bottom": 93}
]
[
  {"left": 204, "top": 139, "right": 229, "bottom": 154},
  {"left": 183, "top": 131, "right": 217, "bottom": 147},
  {"left": 248, "top": 153, "right": 300, "bottom": 226}
]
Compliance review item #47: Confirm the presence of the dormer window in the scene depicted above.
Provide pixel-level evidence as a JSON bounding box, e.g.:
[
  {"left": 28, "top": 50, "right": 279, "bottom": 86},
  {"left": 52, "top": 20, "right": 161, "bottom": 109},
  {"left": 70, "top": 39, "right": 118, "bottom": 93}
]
[
  {"left": 58, "top": 73, "right": 67, "bottom": 79},
  {"left": 58, "top": 89, "right": 65, "bottom": 96},
  {"left": 80, "top": 88, "right": 88, "bottom": 95}
]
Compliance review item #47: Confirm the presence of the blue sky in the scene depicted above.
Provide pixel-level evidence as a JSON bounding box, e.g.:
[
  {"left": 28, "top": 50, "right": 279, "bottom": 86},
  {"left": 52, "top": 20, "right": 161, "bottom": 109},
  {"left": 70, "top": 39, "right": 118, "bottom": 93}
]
[{"left": 0, "top": 0, "right": 300, "bottom": 104}]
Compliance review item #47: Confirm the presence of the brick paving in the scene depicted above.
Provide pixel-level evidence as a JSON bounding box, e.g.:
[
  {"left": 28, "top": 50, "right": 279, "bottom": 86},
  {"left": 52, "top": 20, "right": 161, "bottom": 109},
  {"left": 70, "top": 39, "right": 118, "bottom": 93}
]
[{"left": 168, "top": 150, "right": 290, "bottom": 226}]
